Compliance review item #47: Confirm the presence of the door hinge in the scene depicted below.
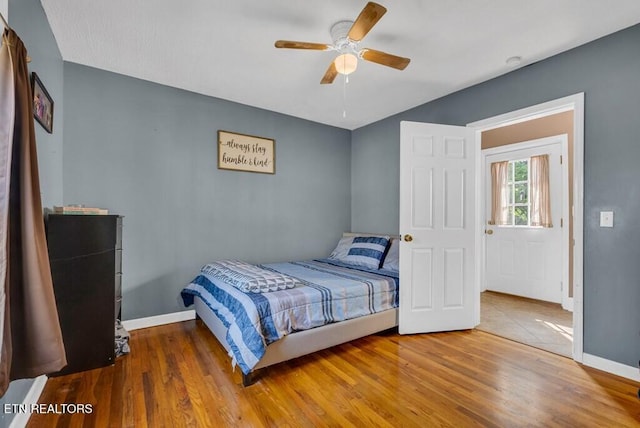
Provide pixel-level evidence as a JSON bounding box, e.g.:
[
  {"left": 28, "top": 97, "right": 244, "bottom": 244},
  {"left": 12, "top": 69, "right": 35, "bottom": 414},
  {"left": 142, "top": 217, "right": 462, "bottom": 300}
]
[
  {"left": 560, "top": 218, "right": 563, "bottom": 227},
  {"left": 560, "top": 155, "right": 563, "bottom": 164},
  {"left": 560, "top": 282, "right": 563, "bottom": 292}
]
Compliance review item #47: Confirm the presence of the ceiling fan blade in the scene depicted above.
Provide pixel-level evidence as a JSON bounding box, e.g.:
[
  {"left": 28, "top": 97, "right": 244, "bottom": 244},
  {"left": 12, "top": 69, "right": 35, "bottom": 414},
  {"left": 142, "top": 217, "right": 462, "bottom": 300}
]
[
  {"left": 320, "top": 61, "right": 338, "bottom": 84},
  {"left": 347, "top": 2, "right": 387, "bottom": 42},
  {"left": 274, "top": 40, "right": 331, "bottom": 50},
  {"left": 361, "top": 49, "right": 411, "bottom": 70}
]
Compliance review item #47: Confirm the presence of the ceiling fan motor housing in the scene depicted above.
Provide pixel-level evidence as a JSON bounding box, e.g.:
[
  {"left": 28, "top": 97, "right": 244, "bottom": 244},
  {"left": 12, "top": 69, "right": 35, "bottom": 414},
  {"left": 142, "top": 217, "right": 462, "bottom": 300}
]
[{"left": 330, "top": 20, "right": 359, "bottom": 54}]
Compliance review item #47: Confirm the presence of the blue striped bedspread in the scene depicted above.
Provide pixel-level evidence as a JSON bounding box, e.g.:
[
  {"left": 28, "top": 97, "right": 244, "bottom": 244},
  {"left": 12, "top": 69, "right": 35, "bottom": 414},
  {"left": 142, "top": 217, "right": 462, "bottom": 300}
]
[{"left": 180, "top": 259, "right": 399, "bottom": 374}]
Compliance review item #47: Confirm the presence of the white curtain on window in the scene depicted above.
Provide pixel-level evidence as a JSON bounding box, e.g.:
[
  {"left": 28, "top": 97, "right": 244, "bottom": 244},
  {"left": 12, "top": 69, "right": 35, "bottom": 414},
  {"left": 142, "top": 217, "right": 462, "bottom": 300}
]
[
  {"left": 530, "top": 154, "right": 553, "bottom": 227},
  {"left": 490, "top": 161, "right": 509, "bottom": 225}
]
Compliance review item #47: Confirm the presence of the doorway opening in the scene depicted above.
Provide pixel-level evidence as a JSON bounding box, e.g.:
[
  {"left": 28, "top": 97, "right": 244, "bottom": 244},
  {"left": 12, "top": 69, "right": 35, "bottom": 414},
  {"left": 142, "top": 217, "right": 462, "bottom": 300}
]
[
  {"left": 478, "top": 134, "right": 571, "bottom": 357},
  {"left": 478, "top": 290, "right": 573, "bottom": 357},
  {"left": 468, "top": 93, "right": 584, "bottom": 362}
]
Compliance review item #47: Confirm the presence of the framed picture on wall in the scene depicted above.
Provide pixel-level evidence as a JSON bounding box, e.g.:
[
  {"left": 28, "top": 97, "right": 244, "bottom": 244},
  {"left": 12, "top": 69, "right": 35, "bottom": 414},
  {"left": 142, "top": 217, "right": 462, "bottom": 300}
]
[
  {"left": 31, "top": 72, "right": 54, "bottom": 133},
  {"left": 218, "top": 130, "right": 275, "bottom": 174}
]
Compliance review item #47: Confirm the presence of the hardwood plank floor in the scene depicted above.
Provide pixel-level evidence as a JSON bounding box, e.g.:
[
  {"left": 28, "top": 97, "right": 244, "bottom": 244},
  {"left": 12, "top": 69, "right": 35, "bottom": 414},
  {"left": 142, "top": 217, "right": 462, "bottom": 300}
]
[{"left": 28, "top": 320, "right": 640, "bottom": 427}]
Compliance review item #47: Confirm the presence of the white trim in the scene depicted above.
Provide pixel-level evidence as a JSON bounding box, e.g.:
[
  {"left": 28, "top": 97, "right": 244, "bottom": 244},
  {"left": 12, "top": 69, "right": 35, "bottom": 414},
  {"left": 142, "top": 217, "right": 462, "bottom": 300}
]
[
  {"left": 553, "top": 132, "right": 571, "bottom": 312},
  {"left": 468, "top": 92, "right": 585, "bottom": 363},
  {"left": 468, "top": 94, "right": 578, "bottom": 129},
  {"left": 563, "top": 296, "right": 574, "bottom": 312},
  {"left": 582, "top": 353, "right": 640, "bottom": 382},
  {"left": 121, "top": 310, "right": 196, "bottom": 331},
  {"left": 8, "top": 375, "right": 47, "bottom": 428},
  {"left": 572, "top": 95, "right": 585, "bottom": 362}
]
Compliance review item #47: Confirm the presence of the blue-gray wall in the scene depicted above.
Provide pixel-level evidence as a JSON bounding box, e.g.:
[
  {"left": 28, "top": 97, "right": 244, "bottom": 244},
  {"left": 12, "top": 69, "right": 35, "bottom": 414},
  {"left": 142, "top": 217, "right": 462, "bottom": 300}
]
[
  {"left": 351, "top": 24, "right": 640, "bottom": 368},
  {"left": 1, "top": 0, "right": 64, "bottom": 423},
  {"left": 63, "top": 64, "right": 351, "bottom": 319}
]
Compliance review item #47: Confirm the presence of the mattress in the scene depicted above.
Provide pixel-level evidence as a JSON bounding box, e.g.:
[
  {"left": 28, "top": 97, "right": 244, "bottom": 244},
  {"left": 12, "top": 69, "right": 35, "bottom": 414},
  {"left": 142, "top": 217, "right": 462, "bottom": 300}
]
[{"left": 181, "top": 259, "right": 399, "bottom": 374}]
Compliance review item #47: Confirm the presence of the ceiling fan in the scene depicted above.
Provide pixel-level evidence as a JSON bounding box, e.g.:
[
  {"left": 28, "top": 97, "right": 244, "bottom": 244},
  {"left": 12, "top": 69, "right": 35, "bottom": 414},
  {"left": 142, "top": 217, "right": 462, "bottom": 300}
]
[{"left": 274, "top": 2, "right": 411, "bottom": 84}]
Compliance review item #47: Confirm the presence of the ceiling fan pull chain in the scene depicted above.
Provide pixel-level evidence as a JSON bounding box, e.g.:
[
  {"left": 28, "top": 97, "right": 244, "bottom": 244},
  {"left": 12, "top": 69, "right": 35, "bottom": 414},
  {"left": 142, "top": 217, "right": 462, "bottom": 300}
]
[{"left": 343, "top": 73, "right": 348, "bottom": 118}]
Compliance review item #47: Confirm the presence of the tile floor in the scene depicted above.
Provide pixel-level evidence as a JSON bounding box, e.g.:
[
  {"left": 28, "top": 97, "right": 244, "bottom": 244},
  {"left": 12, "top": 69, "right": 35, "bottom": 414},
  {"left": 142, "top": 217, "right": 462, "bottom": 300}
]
[{"left": 476, "top": 291, "right": 573, "bottom": 357}]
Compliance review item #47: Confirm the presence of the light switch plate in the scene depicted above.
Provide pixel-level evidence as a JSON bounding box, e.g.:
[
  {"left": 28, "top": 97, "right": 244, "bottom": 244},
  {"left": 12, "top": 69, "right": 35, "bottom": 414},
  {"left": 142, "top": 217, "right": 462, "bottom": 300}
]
[{"left": 600, "top": 211, "right": 614, "bottom": 228}]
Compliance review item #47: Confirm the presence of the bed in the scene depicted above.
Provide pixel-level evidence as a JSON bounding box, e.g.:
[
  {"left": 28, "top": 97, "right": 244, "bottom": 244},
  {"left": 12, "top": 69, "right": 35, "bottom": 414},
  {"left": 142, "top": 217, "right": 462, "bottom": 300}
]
[{"left": 180, "top": 233, "right": 400, "bottom": 385}]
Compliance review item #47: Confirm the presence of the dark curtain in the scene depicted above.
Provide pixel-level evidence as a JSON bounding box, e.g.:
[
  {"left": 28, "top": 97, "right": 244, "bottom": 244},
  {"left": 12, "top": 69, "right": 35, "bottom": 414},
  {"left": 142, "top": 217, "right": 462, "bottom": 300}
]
[{"left": 0, "top": 28, "right": 66, "bottom": 396}]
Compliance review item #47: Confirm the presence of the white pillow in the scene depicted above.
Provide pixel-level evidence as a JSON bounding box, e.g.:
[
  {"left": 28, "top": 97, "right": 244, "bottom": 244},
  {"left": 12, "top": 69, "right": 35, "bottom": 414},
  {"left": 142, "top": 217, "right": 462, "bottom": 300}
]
[
  {"left": 382, "top": 238, "right": 399, "bottom": 272},
  {"left": 328, "top": 236, "right": 353, "bottom": 261}
]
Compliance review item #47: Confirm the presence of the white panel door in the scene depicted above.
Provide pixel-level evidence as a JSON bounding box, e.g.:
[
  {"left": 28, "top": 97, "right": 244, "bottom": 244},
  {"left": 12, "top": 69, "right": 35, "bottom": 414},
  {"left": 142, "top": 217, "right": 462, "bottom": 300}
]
[
  {"left": 484, "top": 137, "right": 565, "bottom": 303},
  {"left": 399, "top": 122, "right": 476, "bottom": 334}
]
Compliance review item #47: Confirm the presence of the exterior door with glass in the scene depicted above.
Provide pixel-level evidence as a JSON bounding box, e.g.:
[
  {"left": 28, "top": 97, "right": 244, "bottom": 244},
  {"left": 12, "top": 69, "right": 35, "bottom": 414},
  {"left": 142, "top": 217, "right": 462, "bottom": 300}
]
[{"left": 484, "top": 136, "right": 565, "bottom": 303}]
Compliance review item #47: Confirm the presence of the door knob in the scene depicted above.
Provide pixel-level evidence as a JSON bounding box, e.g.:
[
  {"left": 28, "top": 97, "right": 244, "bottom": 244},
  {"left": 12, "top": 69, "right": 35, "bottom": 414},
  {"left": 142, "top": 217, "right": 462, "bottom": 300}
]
[
  {"left": 403, "top": 234, "right": 413, "bottom": 242},
  {"left": 485, "top": 229, "right": 494, "bottom": 235}
]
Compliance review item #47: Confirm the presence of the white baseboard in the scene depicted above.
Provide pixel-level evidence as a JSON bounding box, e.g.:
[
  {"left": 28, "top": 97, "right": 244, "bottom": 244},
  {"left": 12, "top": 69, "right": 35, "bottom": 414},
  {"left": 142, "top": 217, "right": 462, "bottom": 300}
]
[
  {"left": 9, "top": 375, "right": 47, "bottom": 428},
  {"left": 582, "top": 353, "right": 640, "bottom": 382},
  {"left": 121, "top": 310, "right": 196, "bottom": 331}
]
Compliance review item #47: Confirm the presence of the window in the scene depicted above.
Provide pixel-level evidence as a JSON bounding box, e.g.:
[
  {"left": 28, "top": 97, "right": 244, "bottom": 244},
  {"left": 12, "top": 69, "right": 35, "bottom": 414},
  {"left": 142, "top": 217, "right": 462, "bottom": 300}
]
[
  {"left": 490, "top": 154, "right": 551, "bottom": 228},
  {"left": 507, "top": 159, "right": 531, "bottom": 226}
]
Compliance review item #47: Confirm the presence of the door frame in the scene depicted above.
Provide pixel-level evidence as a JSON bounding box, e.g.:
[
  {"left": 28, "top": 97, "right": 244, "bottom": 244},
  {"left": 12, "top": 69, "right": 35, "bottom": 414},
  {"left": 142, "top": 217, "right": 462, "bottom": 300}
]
[{"left": 467, "top": 93, "right": 585, "bottom": 362}]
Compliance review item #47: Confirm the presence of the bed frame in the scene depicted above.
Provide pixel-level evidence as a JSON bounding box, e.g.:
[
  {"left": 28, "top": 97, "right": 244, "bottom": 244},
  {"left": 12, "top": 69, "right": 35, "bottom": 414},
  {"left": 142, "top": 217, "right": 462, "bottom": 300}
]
[{"left": 194, "top": 232, "right": 400, "bottom": 386}]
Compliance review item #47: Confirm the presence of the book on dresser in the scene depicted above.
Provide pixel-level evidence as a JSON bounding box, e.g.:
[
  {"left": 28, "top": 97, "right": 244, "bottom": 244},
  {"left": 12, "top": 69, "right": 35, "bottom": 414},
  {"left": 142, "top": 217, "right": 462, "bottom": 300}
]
[
  {"left": 52, "top": 205, "right": 109, "bottom": 215},
  {"left": 45, "top": 213, "right": 123, "bottom": 376}
]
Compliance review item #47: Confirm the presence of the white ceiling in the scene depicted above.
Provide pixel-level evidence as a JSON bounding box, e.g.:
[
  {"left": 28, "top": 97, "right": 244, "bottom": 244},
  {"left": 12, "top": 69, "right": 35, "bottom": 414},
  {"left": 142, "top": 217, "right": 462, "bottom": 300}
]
[{"left": 41, "top": 1, "right": 640, "bottom": 130}]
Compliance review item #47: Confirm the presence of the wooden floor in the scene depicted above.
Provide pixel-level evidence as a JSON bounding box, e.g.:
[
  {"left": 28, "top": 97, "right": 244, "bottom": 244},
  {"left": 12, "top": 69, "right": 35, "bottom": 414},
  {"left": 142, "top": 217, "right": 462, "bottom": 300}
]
[{"left": 29, "top": 320, "right": 640, "bottom": 428}]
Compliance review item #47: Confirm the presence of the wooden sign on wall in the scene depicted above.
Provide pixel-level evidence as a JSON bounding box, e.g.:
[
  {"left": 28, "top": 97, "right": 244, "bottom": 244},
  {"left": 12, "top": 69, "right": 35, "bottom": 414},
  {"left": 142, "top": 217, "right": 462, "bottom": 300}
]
[{"left": 217, "top": 130, "right": 275, "bottom": 174}]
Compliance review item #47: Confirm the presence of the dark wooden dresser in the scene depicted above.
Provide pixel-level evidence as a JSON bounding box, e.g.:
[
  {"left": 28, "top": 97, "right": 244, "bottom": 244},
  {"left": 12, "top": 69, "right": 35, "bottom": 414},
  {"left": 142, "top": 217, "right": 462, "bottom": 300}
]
[{"left": 46, "top": 214, "right": 122, "bottom": 376}]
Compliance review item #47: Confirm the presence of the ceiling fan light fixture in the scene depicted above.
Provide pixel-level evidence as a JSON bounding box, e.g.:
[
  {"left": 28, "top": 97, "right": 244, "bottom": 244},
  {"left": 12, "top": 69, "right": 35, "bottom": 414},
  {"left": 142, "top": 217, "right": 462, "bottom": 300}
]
[{"left": 334, "top": 53, "right": 358, "bottom": 75}]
